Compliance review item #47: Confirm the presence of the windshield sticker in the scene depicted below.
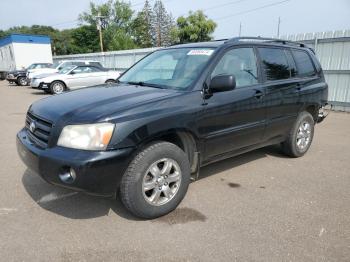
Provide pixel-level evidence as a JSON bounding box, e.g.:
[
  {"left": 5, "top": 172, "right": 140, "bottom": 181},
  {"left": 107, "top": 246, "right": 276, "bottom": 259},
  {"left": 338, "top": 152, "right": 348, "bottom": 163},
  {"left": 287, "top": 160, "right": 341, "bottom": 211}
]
[{"left": 187, "top": 50, "right": 214, "bottom": 56}]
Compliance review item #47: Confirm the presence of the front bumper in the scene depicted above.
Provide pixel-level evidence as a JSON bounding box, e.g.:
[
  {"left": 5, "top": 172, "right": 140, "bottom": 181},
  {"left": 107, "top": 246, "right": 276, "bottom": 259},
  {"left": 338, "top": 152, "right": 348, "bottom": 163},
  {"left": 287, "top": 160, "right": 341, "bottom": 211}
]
[
  {"left": 6, "top": 74, "right": 17, "bottom": 82},
  {"left": 31, "top": 82, "right": 49, "bottom": 89},
  {"left": 17, "top": 128, "right": 134, "bottom": 196}
]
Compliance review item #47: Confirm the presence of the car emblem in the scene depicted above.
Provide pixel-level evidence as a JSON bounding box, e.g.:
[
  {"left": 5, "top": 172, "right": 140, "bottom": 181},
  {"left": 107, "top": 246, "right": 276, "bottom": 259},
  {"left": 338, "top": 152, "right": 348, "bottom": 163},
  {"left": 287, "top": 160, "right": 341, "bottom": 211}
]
[{"left": 29, "top": 121, "right": 36, "bottom": 133}]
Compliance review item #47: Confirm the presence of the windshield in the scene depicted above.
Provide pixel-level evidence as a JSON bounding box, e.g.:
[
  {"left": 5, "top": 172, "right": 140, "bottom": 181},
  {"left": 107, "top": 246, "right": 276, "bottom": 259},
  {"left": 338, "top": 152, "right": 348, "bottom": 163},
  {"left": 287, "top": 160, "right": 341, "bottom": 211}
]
[
  {"left": 26, "top": 64, "right": 36, "bottom": 70},
  {"left": 118, "top": 48, "right": 215, "bottom": 90},
  {"left": 52, "top": 61, "right": 60, "bottom": 68},
  {"left": 59, "top": 65, "right": 76, "bottom": 74}
]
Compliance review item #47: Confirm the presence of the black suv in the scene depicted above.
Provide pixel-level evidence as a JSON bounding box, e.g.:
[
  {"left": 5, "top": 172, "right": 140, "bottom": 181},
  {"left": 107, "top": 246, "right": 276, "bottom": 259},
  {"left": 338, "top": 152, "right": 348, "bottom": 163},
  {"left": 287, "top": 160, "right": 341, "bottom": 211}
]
[
  {"left": 6, "top": 63, "right": 53, "bottom": 86},
  {"left": 17, "top": 37, "right": 328, "bottom": 218}
]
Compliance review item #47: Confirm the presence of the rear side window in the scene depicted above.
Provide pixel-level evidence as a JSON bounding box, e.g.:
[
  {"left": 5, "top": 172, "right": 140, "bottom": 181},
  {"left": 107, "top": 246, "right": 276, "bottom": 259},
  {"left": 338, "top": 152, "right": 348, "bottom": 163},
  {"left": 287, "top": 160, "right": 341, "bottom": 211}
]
[
  {"left": 258, "top": 48, "right": 291, "bottom": 81},
  {"left": 91, "top": 62, "right": 103, "bottom": 68},
  {"left": 291, "top": 50, "right": 316, "bottom": 77}
]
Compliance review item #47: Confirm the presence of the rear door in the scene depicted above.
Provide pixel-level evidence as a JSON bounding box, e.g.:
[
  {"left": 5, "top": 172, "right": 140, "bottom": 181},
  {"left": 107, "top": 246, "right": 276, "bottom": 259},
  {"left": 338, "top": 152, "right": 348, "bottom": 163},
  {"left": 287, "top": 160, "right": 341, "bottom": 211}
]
[
  {"left": 198, "top": 47, "right": 267, "bottom": 160},
  {"left": 257, "top": 47, "right": 302, "bottom": 141}
]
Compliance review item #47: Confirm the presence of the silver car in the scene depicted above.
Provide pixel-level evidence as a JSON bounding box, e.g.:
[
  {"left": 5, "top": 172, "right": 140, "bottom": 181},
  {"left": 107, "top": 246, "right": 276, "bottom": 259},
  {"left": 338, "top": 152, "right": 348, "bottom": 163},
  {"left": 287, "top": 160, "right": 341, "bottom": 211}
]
[{"left": 31, "top": 65, "right": 121, "bottom": 94}]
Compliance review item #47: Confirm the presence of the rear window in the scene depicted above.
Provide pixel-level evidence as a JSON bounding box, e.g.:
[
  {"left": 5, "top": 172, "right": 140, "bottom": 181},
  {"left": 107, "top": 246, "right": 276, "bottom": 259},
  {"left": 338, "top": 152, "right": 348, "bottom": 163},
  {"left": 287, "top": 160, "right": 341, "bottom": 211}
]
[
  {"left": 258, "top": 48, "right": 291, "bottom": 81},
  {"left": 291, "top": 50, "right": 316, "bottom": 77}
]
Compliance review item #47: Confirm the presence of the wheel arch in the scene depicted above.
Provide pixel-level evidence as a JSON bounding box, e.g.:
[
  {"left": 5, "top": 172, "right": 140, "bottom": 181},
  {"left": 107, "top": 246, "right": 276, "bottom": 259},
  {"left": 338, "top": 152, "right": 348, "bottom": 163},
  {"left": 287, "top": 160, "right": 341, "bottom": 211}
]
[
  {"left": 303, "top": 104, "right": 319, "bottom": 122},
  {"left": 138, "top": 129, "right": 200, "bottom": 176}
]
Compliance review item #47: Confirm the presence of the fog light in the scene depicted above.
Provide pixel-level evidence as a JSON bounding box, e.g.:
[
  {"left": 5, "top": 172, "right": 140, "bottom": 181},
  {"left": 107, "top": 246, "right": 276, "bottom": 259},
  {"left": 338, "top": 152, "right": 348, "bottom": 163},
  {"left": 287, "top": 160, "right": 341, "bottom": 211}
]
[{"left": 59, "top": 167, "right": 76, "bottom": 184}]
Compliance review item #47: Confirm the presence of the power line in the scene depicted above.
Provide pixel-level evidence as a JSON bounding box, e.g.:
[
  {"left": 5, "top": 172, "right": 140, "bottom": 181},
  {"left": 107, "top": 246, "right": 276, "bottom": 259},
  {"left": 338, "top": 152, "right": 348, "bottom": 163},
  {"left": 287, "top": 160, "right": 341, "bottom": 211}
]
[
  {"left": 214, "top": 0, "right": 291, "bottom": 21},
  {"left": 203, "top": 0, "right": 250, "bottom": 12}
]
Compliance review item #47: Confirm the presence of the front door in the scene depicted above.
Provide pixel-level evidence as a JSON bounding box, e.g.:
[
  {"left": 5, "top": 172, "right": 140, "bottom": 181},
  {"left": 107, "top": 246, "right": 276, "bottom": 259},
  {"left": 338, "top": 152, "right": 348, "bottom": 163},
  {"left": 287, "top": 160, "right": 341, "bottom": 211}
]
[{"left": 198, "top": 47, "right": 267, "bottom": 160}]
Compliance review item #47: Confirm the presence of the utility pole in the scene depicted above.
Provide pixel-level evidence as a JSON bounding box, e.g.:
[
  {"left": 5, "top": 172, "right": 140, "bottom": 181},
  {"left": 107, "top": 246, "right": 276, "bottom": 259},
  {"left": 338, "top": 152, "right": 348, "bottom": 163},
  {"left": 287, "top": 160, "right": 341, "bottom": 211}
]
[
  {"left": 277, "top": 17, "right": 281, "bottom": 38},
  {"left": 239, "top": 22, "right": 242, "bottom": 37},
  {"left": 96, "top": 13, "right": 107, "bottom": 52}
]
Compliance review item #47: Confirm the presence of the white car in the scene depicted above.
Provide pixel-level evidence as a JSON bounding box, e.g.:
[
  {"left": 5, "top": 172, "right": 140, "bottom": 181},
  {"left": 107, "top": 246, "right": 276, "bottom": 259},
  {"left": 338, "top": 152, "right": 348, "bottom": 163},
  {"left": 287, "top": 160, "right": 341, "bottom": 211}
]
[
  {"left": 31, "top": 65, "right": 120, "bottom": 94},
  {"left": 27, "top": 60, "right": 104, "bottom": 80}
]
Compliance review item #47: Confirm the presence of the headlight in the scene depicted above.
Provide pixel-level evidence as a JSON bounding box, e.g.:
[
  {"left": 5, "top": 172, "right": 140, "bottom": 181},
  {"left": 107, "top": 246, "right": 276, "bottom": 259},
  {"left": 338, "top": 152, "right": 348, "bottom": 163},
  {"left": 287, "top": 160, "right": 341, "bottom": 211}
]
[{"left": 57, "top": 123, "right": 115, "bottom": 150}]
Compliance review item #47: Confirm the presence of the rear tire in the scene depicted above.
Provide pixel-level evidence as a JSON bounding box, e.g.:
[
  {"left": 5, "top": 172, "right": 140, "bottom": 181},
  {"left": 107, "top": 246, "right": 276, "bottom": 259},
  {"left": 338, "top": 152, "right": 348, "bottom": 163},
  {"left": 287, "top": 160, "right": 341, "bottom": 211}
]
[
  {"left": 50, "top": 81, "right": 65, "bottom": 95},
  {"left": 282, "top": 111, "right": 315, "bottom": 158},
  {"left": 120, "top": 141, "right": 191, "bottom": 219}
]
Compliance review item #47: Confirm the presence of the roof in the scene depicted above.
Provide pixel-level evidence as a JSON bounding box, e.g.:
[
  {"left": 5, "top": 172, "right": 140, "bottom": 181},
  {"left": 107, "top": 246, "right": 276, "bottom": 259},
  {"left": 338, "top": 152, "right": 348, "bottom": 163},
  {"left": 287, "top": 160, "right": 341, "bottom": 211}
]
[
  {"left": 168, "top": 37, "right": 311, "bottom": 50},
  {"left": 169, "top": 40, "right": 227, "bottom": 49},
  {"left": 0, "top": 34, "right": 51, "bottom": 48}
]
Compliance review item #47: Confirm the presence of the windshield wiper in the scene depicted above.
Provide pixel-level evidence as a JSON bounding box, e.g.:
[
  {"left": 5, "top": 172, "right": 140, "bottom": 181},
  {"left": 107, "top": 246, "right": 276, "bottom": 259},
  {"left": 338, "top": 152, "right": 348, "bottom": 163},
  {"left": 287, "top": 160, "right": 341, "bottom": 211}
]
[{"left": 125, "top": 81, "right": 164, "bottom": 89}]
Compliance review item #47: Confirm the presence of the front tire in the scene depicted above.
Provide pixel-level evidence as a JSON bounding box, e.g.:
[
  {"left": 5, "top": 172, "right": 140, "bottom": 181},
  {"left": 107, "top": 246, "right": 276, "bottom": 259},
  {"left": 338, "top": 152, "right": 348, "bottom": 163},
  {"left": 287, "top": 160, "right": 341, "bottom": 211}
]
[
  {"left": 17, "top": 77, "right": 28, "bottom": 86},
  {"left": 120, "top": 142, "right": 191, "bottom": 219},
  {"left": 50, "top": 81, "right": 65, "bottom": 95},
  {"left": 282, "top": 111, "right": 315, "bottom": 157}
]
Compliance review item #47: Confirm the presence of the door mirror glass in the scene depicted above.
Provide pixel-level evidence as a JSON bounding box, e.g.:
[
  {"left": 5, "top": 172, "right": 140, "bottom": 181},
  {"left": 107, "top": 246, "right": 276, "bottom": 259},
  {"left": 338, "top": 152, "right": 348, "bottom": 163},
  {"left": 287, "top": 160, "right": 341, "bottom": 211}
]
[{"left": 210, "top": 74, "right": 236, "bottom": 92}]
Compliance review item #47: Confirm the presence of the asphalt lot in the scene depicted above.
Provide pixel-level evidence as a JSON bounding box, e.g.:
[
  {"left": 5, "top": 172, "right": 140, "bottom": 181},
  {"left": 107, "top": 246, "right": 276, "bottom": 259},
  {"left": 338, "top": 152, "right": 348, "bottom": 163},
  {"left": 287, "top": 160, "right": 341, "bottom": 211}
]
[{"left": 0, "top": 81, "right": 349, "bottom": 262}]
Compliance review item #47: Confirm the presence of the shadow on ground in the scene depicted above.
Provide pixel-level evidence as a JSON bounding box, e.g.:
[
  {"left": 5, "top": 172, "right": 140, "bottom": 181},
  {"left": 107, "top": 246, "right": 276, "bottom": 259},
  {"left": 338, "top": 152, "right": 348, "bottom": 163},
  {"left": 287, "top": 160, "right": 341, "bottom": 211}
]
[
  {"left": 22, "top": 145, "right": 284, "bottom": 220},
  {"left": 21, "top": 170, "right": 139, "bottom": 221}
]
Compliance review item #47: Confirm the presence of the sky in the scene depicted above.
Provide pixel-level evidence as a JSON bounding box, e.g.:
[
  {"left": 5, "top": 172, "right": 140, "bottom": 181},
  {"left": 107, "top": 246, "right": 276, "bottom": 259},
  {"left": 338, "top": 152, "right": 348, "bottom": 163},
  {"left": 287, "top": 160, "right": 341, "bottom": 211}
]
[{"left": 0, "top": 0, "right": 350, "bottom": 39}]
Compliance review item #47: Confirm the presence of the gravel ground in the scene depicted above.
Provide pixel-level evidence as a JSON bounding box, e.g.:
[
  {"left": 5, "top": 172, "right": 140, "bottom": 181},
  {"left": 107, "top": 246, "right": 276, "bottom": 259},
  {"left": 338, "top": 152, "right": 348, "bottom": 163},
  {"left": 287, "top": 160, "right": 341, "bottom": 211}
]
[{"left": 0, "top": 81, "right": 349, "bottom": 262}]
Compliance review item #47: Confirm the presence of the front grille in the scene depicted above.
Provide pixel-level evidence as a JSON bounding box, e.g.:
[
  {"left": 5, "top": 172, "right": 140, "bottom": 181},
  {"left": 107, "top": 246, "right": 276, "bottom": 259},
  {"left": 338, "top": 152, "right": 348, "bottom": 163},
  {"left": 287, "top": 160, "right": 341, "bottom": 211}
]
[{"left": 25, "top": 112, "right": 53, "bottom": 148}]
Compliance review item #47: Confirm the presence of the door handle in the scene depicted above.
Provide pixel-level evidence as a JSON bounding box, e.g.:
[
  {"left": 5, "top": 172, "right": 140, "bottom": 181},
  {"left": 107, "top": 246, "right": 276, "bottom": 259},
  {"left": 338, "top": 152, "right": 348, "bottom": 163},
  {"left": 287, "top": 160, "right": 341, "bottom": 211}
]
[{"left": 254, "top": 90, "right": 264, "bottom": 99}]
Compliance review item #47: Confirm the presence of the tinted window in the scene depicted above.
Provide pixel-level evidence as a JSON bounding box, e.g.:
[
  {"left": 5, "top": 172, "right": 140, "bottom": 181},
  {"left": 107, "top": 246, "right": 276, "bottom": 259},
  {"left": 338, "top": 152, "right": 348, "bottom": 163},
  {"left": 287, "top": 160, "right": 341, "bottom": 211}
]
[
  {"left": 258, "top": 48, "right": 290, "bottom": 81},
  {"left": 212, "top": 48, "right": 258, "bottom": 87},
  {"left": 292, "top": 50, "right": 316, "bottom": 77}
]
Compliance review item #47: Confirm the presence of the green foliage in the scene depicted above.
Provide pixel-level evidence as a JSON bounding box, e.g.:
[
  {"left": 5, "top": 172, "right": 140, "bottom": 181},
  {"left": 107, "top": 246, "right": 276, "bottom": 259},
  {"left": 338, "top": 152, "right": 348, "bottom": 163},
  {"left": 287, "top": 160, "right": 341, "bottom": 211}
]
[
  {"left": 173, "top": 11, "right": 217, "bottom": 43},
  {"left": 152, "top": 0, "right": 175, "bottom": 47},
  {"left": 132, "top": 0, "right": 153, "bottom": 48},
  {"left": 70, "top": 25, "right": 100, "bottom": 53},
  {"left": 0, "top": 1, "right": 217, "bottom": 54}
]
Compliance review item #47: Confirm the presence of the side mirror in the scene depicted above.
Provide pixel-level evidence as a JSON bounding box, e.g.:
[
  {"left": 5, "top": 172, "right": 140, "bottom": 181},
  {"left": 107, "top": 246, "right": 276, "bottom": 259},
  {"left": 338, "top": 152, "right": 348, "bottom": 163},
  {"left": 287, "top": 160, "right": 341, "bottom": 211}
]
[
  {"left": 70, "top": 71, "right": 75, "bottom": 75},
  {"left": 210, "top": 74, "right": 236, "bottom": 93}
]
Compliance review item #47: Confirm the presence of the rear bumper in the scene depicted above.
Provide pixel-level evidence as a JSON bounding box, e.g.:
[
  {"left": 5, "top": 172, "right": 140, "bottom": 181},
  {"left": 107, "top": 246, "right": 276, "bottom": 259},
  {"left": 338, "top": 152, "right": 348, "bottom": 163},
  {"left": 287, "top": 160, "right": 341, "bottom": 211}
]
[
  {"left": 17, "top": 128, "right": 135, "bottom": 196},
  {"left": 317, "top": 103, "right": 331, "bottom": 123}
]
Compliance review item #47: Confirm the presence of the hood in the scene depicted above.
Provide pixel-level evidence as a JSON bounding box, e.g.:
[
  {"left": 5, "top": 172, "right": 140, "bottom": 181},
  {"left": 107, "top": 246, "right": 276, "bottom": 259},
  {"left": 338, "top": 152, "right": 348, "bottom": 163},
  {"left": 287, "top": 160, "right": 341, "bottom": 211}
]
[
  {"left": 29, "top": 84, "right": 181, "bottom": 124},
  {"left": 34, "top": 72, "right": 60, "bottom": 79},
  {"left": 8, "top": 70, "right": 26, "bottom": 75},
  {"left": 29, "top": 69, "right": 58, "bottom": 77}
]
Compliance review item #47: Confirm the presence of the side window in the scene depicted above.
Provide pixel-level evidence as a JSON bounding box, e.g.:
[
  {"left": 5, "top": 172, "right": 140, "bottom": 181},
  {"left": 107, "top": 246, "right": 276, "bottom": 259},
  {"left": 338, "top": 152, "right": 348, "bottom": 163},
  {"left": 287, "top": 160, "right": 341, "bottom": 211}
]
[
  {"left": 91, "top": 62, "right": 103, "bottom": 68},
  {"left": 72, "top": 66, "right": 92, "bottom": 74},
  {"left": 211, "top": 48, "right": 258, "bottom": 87},
  {"left": 285, "top": 50, "right": 297, "bottom": 78},
  {"left": 291, "top": 50, "right": 316, "bottom": 77},
  {"left": 258, "top": 47, "right": 290, "bottom": 81},
  {"left": 89, "top": 67, "right": 102, "bottom": 72}
]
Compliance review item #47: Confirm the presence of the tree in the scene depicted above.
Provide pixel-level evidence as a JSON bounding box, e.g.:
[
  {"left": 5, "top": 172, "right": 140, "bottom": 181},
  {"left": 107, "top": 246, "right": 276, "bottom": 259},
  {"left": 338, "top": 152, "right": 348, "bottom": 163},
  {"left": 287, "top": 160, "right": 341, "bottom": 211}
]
[
  {"left": 70, "top": 25, "right": 100, "bottom": 53},
  {"left": 151, "top": 0, "right": 175, "bottom": 47},
  {"left": 132, "top": 0, "right": 153, "bottom": 48},
  {"left": 79, "top": 0, "right": 135, "bottom": 51},
  {"left": 173, "top": 11, "right": 217, "bottom": 43}
]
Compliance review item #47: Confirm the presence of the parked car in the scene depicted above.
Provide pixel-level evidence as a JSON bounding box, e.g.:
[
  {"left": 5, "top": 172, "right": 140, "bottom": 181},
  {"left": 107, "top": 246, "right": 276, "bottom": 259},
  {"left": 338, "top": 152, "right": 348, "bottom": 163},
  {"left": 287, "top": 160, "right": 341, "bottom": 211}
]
[
  {"left": 27, "top": 60, "right": 104, "bottom": 81},
  {"left": 6, "top": 63, "right": 53, "bottom": 86},
  {"left": 30, "top": 65, "right": 120, "bottom": 94},
  {"left": 17, "top": 37, "right": 328, "bottom": 219}
]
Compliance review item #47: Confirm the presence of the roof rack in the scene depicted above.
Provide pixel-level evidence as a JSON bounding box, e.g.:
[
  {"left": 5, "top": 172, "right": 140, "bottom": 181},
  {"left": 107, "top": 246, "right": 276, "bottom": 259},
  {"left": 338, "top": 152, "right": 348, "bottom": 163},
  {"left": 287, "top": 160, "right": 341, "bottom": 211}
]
[{"left": 225, "top": 36, "right": 307, "bottom": 48}]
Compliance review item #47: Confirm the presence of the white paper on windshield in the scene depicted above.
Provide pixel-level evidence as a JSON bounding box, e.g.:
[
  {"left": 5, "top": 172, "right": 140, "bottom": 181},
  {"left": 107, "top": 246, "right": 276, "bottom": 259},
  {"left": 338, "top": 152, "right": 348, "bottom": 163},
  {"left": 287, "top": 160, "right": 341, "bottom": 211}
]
[{"left": 187, "top": 50, "right": 214, "bottom": 56}]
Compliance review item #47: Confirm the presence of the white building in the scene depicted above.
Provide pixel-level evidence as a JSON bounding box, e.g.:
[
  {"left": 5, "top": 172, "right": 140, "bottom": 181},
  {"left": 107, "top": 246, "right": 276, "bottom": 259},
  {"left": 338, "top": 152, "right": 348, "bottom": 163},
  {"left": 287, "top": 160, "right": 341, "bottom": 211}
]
[{"left": 0, "top": 34, "right": 53, "bottom": 79}]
